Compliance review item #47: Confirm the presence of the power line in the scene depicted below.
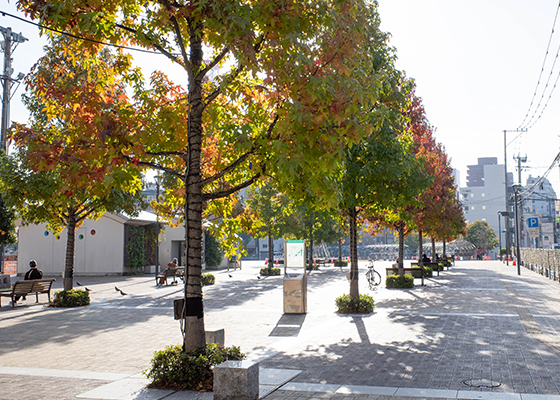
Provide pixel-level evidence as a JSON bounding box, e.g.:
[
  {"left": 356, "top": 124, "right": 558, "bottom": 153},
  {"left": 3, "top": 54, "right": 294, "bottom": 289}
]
[
  {"left": 0, "top": 10, "right": 162, "bottom": 55},
  {"left": 519, "top": 150, "right": 560, "bottom": 201},
  {"left": 518, "top": 0, "right": 560, "bottom": 130}
]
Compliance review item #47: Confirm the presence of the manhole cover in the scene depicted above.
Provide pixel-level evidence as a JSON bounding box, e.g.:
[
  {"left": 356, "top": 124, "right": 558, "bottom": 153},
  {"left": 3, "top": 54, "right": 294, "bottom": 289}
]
[{"left": 462, "top": 378, "right": 501, "bottom": 388}]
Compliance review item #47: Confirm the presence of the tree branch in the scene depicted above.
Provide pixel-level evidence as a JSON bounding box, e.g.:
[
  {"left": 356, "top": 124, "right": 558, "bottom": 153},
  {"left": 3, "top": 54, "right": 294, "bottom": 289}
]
[
  {"left": 122, "top": 155, "right": 185, "bottom": 180},
  {"left": 202, "top": 173, "right": 261, "bottom": 201}
]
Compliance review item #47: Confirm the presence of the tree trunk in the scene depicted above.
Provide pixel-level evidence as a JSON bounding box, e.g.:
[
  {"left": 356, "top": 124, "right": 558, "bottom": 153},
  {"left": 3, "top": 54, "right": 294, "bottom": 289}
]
[
  {"left": 338, "top": 239, "right": 342, "bottom": 262},
  {"left": 431, "top": 237, "right": 436, "bottom": 260},
  {"left": 308, "top": 224, "right": 314, "bottom": 268},
  {"left": 268, "top": 231, "right": 274, "bottom": 269},
  {"left": 398, "top": 223, "right": 405, "bottom": 275},
  {"left": 182, "top": 19, "right": 206, "bottom": 353},
  {"left": 349, "top": 207, "right": 359, "bottom": 298},
  {"left": 64, "top": 207, "right": 77, "bottom": 291},
  {"left": 442, "top": 238, "right": 447, "bottom": 258},
  {"left": 418, "top": 229, "right": 423, "bottom": 267}
]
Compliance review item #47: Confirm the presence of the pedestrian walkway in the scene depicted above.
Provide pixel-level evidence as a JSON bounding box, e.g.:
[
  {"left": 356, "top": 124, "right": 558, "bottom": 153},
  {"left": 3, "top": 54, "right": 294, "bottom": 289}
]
[{"left": 2, "top": 259, "right": 560, "bottom": 399}]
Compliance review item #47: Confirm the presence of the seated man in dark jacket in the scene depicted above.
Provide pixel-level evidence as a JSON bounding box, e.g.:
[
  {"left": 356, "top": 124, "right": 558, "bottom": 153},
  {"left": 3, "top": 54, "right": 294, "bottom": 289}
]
[{"left": 14, "top": 260, "right": 43, "bottom": 303}]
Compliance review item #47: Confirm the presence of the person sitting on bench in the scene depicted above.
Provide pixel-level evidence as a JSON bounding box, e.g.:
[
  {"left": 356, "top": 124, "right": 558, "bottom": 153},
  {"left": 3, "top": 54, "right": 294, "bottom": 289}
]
[
  {"left": 421, "top": 254, "right": 431, "bottom": 263},
  {"left": 159, "top": 258, "right": 178, "bottom": 285},
  {"left": 15, "top": 260, "right": 43, "bottom": 303}
]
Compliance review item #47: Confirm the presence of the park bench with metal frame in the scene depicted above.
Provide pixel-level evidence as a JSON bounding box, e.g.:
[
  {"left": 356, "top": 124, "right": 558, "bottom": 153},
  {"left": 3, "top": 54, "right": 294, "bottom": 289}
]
[
  {"left": 0, "top": 279, "right": 56, "bottom": 307},
  {"left": 157, "top": 267, "right": 184, "bottom": 285}
]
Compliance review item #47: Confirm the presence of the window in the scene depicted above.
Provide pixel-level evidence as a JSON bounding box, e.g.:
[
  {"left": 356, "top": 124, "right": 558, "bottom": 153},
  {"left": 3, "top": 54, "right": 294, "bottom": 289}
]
[
  {"left": 481, "top": 193, "right": 485, "bottom": 197},
  {"left": 471, "top": 193, "right": 474, "bottom": 197},
  {"left": 482, "top": 206, "right": 486, "bottom": 210},
  {"left": 471, "top": 206, "right": 475, "bottom": 210}
]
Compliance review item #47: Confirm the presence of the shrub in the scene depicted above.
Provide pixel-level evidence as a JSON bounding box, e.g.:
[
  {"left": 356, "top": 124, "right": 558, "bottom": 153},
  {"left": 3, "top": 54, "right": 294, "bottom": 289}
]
[
  {"left": 205, "top": 232, "right": 223, "bottom": 268},
  {"left": 386, "top": 274, "right": 414, "bottom": 289},
  {"left": 333, "top": 260, "right": 348, "bottom": 266},
  {"left": 306, "top": 263, "right": 319, "bottom": 271},
  {"left": 145, "top": 343, "right": 245, "bottom": 391},
  {"left": 201, "top": 273, "right": 215, "bottom": 286},
  {"left": 422, "top": 266, "right": 433, "bottom": 277},
  {"left": 260, "top": 266, "right": 281, "bottom": 276},
  {"left": 51, "top": 289, "right": 90, "bottom": 307},
  {"left": 335, "top": 293, "right": 375, "bottom": 314}
]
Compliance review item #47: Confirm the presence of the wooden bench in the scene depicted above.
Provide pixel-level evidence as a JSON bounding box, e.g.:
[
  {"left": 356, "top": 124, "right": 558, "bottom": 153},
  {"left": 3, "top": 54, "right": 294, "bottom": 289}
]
[
  {"left": 0, "top": 279, "right": 56, "bottom": 308},
  {"left": 386, "top": 267, "right": 424, "bottom": 285},
  {"left": 157, "top": 267, "right": 184, "bottom": 285},
  {"left": 412, "top": 262, "right": 441, "bottom": 276}
]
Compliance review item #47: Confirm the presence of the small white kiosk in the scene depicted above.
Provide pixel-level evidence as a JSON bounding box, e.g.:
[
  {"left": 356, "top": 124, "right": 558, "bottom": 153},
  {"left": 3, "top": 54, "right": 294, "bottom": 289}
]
[{"left": 283, "top": 239, "right": 307, "bottom": 314}]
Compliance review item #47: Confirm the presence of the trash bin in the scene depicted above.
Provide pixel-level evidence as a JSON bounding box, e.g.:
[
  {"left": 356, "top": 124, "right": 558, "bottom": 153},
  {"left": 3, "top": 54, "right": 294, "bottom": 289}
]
[
  {"left": 283, "top": 273, "right": 307, "bottom": 314},
  {"left": 283, "top": 239, "right": 307, "bottom": 314}
]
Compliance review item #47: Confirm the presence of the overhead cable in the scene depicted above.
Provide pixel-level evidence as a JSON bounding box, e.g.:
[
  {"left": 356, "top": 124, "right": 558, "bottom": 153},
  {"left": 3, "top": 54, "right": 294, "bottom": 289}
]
[
  {"left": 518, "top": 0, "right": 560, "bottom": 130},
  {"left": 0, "top": 10, "right": 162, "bottom": 55}
]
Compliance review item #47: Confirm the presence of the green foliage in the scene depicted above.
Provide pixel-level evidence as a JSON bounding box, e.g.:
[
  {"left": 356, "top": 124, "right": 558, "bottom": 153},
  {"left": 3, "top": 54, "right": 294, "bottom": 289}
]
[
  {"left": 204, "top": 232, "right": 223, "bottom": 268},
  {"left": 335, "top": 294, "right": 375, "bottom": 314},
  {"left": 51, "top": 289, "right": 90, "bottom": 307},
  {"left": 306, "top": 263, "right": 319, "bottom": 271},
  {"left": 201, "top": 273, "right": 215, "bottom": 286},
  {"left": 386, "top": 274, "right": 414, "bottom": 289},
  {"left": 333, "top": 260, "right": 348, "bottom": 267},
  {"left": 126, "top": 226, "right": 146, "bottom": 272},
  {"left": 260, "top": 267, "right": 281, "bottom": 276},
  {"left": 465, "top": 220, "right": 499, "bottom": 253},
  {"left": 423, "top": 266, "right": 433, "bottom": 277},
  {"left": 403, "top": 232, "right": 419, "bottom": 254},
  {"left": 499, "top": 248, "right": 507, "bottom": 256},
  {"left": 0, "top": 195, "right": 16, "bottom": 245},
  {"left": 145, "top": 343, "right": 245, "bottom": 391}
]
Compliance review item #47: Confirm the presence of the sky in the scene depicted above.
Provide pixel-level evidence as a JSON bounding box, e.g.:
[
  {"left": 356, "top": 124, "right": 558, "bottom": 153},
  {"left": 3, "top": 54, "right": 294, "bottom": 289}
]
[{"left": 3, "top": 1, "right": 560, "bottom": 192}]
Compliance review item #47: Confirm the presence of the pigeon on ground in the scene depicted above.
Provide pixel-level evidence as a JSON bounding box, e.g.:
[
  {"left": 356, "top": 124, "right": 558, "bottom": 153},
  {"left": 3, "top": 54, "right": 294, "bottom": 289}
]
[
  {"left": 85, "top": 287, "right": 92, "bottom": 292},
  {"left": 115, "top": 286, "right": 120, "bottom": 292},
  {"left": 119, "top": 290, "right": 128, "bottom": 296},
  {"left": 76, "top": 282, "right": 83, "bottom": 286},
  {"left": 257, "top": 276, "right": 261, "bottom": 280},
  {"left": 228, "top": 274, "right": 233, "bottom": 278}
]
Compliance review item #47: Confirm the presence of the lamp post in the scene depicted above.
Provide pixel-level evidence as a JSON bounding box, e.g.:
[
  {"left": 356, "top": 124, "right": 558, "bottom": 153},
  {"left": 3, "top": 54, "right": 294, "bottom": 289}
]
[
  {"left": 497, "top": 211, "right": 502, "bottom": 259},
  {"left": 513, "top": 185, "right": 522, "bottom": 275},
  {"left": 154, "top": 173, "right": 162, "bottom": 284}
]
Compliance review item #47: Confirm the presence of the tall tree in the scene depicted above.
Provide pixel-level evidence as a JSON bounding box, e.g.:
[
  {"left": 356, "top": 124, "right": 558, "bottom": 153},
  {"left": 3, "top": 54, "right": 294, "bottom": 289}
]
[
  {"left": 18, "top": 0, "right": 393, "bottom": 351},
  {"left": 465, "top": 220, "right": 498, "bottom": 255},
  {"left": 6, "top": 37, "right": 145, "bottom": 290}
]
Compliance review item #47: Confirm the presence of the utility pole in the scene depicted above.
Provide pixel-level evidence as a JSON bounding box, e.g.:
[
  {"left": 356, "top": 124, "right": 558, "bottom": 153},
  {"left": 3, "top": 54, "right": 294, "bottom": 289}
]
[
  {"left": 514, "top": 154, "right": 527, "bottom": 247},
  {"left": 503, "top": 129, "right": 527, "bottom": 265},
  {"left": 0, "top": 26, "right": 27, "bottom": 274},
  {"left": 1, "top": 26, "right": 27, "bottom": 152}
]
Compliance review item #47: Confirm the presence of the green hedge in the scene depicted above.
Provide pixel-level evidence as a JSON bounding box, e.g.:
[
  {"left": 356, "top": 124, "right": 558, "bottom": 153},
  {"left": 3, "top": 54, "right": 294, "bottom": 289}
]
[
  {"left": 386, "top": 274, "right": 414, "bottom": 289},
  {"left": 145, "top": 343, "right": 245, "bottom": 391},
  {"left": 260, "top": 266, "right": 281, "bottom": 276},
  {"left": 335, "top": 293, "right": 375, "bottom": 314},
  {"left": 333, "top": 260, "right": 348, "bottom": 266},
  {"left": 51, "top": 289, "right": 90, "bottom": 307},
  {"left": 201, "top": 273, "right": 215, "bottom": 286}
]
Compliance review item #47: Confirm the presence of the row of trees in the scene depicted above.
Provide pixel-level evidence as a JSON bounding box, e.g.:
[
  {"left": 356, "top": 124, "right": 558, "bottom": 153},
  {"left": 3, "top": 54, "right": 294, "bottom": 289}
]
[{"left": 4, "top": 0, "right": 465, "bottom": 352}]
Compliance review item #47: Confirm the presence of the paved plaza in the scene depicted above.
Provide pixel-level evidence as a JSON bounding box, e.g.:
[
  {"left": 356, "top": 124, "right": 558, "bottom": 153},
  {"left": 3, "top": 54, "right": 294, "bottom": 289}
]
[{"left": 3, "top": 259, "right": 560, "bottom": 399}]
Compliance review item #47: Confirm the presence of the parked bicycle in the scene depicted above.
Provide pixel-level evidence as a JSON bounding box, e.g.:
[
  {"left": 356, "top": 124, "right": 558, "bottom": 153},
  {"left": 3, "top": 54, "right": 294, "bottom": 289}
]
[{"left": 365, "top": 259, "right": 381, "bottom": 289}]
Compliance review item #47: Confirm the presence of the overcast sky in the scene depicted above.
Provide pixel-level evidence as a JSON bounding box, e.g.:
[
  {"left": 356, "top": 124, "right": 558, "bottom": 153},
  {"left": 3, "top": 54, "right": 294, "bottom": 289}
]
[{"left": 3, "top": 1, "right": 560, "bottom": 193}]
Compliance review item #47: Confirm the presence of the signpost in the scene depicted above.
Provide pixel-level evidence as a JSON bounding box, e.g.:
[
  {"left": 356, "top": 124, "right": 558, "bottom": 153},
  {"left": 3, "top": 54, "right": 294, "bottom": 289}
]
[{"left": 527, "top": 217, "right": 539, "bottom": 238}]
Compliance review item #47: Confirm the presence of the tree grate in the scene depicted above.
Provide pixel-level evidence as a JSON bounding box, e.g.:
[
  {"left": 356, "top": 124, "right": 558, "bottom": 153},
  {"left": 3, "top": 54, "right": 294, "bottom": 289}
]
[{"left": 462, "top": 378, "right": 501, "bottom": 388}]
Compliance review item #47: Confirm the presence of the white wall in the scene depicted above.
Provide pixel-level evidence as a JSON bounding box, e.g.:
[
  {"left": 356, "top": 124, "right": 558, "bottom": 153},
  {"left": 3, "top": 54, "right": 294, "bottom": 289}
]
[{"left": 18, "top": 214, "right": 126, "bottom": 276}]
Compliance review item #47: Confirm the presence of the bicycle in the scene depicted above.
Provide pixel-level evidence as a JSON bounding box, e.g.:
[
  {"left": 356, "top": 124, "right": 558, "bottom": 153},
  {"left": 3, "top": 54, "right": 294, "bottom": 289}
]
[{"left": 365, "top": 259, "right": 381, "bottom": 289}]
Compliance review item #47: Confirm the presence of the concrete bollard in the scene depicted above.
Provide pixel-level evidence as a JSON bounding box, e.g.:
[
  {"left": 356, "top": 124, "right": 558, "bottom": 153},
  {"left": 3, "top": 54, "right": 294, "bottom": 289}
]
[
  {"left": 205, "top": 329, "right": 225, "bottom": 347},
  {"left": 213, "top": 360, "right": 259, "bottom": 400}
]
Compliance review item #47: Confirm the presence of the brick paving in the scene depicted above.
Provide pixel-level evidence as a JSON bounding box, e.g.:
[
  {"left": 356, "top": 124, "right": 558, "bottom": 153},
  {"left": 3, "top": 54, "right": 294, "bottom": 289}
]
[{"left": 2, "top": 259, "right": 560, "bottom": 399}]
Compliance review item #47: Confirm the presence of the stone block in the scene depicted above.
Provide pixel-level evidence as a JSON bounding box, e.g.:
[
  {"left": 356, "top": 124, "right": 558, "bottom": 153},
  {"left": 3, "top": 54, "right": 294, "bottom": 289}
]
[
  {"left": 205, "top": 329, "right": 225, "bottom": 347},
  {"left": 213, "top": 360, "right": 259, "bottom": 400}
]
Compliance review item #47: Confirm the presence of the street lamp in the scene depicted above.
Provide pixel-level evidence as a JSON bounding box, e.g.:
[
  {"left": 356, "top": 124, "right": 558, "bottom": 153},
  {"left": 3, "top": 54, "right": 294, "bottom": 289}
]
[
  {"left": 513, "top": 185, "right": 522, "bottom": 276},
  {"left": 498, "top": 211, "right": 510, "bottom": 262},
  {"left": 497, "top": 211, "right": 502, "bottom": 259},
  {"left": 154, "top": 173, "right": 162, "bottom": 284}
]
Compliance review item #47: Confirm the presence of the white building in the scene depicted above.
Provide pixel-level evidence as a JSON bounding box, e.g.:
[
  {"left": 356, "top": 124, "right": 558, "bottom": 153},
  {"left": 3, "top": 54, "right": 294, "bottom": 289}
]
[
  {"left": 17, "top": 212, "right": 185, "bottom": 276},
  {"left": 459, "top": 157, "right": 513, "bottom": 253}
]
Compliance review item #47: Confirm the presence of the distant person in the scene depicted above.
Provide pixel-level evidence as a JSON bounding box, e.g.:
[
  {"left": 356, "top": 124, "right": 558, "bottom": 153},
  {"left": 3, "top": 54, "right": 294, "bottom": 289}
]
[
  {"left": 159, "top": 258, "right": 178, "bottom": 285},
  {"left": 14, "top": 260, "right": 43, "bottom": 303},
  {"left": 422, "top": 254, "right": 431, "bottom": 263}
]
